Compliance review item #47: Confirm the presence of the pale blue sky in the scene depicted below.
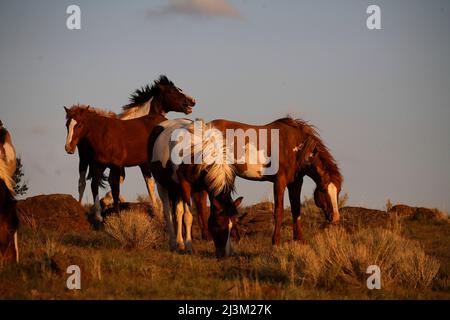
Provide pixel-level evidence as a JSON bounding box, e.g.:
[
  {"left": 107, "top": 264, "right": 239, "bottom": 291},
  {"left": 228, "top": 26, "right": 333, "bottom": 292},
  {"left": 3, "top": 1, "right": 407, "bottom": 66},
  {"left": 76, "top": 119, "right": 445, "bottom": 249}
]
[{"left": 1, "top": 0, "right": 449, "bottom": 210}]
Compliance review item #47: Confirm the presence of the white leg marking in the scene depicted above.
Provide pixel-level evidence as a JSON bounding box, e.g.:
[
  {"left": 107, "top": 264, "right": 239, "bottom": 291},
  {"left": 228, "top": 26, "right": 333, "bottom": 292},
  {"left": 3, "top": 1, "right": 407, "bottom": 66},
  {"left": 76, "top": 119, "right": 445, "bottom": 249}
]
[
  {"left": 65, "top": 119, "right": 77, "bottom": 148},
  {"left": 175, "top": 200, "right": 185, "bottom": 250},
  {"left": 14, "top": 231, "right": 19, "bottom": 263},
  {"left": 144, "top": 176, "right": 160, "bottom": 219},
  {"left": 157, "top": 183, "right": 176, "bottom": 250},
  {"left": 327, "top": 183, "right": 340, "bottom": 222},
  {"left": 225, "top": 220, "right": 233, "bottom": 256},
  {"left": 184, "top": 203, "right": 193, "bottom": 253}
]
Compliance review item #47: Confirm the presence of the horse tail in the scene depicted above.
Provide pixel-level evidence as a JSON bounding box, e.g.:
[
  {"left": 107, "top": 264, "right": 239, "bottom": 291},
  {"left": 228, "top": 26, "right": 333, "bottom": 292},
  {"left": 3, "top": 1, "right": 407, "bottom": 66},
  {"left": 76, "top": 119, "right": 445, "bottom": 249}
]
[
  {"left": 99, "top": 173, "right": 108, "bottom": 189},
  {"left": 86, "top": 166, "right": 109, "bottom": 189}
]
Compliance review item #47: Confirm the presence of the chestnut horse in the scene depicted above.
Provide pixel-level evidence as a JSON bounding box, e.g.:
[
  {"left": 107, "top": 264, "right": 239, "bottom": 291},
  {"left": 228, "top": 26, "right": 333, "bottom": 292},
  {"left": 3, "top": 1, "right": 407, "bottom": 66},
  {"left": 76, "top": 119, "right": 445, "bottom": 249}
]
[
  {"left": 148, "top": 119, "right": 242, "bottom": 257},
  {"left": 0, "top": 122, "right": 19, "bottom": 263},
  {"left": 75, "top": 76, "right": 196, "bottom": 211},
  {"left": 65, "top": 82, "right": 195, "bottom": 221},
  {"left": 196, "top": 117, "right": 343, "bottom": 246}
]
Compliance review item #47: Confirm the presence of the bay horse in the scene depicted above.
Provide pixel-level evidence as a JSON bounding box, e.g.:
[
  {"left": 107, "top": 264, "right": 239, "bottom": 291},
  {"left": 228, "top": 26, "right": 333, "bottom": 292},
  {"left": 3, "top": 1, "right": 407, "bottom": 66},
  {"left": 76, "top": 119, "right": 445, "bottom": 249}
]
[
  {"left": 196, "top": 117, "right": 343, "bottom": 246},
  {"left": 148, "top": 119, "right": 242, "bottom": 257},
  {"left": 0, "top": 121, "right": 19, "bottom": 264},
  {"left": 75, "top": 76, "right": 196, "bottom": 211},
  {"left": 65, "top": 83, "right": 196, "bottom": 222}
]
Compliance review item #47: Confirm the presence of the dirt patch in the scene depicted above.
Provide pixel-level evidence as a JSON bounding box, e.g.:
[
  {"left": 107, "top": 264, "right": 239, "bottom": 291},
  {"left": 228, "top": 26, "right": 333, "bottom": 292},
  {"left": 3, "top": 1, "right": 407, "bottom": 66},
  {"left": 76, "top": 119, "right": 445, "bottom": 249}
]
[{"left": 16, "top": 194, "right": 91, "bottom": 233}]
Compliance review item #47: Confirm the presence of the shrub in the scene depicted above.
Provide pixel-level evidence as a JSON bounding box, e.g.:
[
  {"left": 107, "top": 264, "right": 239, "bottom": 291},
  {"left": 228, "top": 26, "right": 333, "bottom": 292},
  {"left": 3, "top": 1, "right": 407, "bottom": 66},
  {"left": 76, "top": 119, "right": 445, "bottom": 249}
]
[
  {"left": 272, "top": 227, "right": 440, "bottom": 289},
  {"left": 103, "top": 210, "right": 164, "bottom": 250}
]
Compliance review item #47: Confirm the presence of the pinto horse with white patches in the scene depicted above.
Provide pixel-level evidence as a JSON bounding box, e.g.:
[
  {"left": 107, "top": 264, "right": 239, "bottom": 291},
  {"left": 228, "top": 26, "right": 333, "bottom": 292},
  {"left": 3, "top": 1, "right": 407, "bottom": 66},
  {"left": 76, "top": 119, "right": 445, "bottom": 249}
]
[
  {"left": 0, "top": 121, "right": 19, "bottom": 264},
  {"left": 197, "top": 117, "right": 343, "bottom": 247},
  {"left": 75, "top": 76, "right": 196, "bottom": 211},
  {"left": 148, "top": 119, "right": 242, "bottom": 257},
  {"left": 64, "top": 80, "right": 196, "bottom": 221}
]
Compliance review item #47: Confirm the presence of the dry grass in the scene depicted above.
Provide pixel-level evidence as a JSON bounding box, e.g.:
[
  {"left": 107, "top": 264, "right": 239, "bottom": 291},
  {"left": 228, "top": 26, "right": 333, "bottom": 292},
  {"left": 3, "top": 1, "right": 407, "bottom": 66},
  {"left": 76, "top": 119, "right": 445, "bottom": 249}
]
[
  {"left": 1, "top": 202, "right": 449, "bottom": 299},
  {"left": 104, "top": 209, "right": 165, "bottom": 250},
  {"left": 271, "top": 227, "right": 440, "bottom": 290}
]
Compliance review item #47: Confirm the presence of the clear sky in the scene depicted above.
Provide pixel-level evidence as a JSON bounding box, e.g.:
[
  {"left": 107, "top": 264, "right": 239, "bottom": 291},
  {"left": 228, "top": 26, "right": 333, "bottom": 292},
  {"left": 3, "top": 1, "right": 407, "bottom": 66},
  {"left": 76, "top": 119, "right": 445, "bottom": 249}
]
[{"left": 1, "top": 0, "right": 449, "bottom": 210}]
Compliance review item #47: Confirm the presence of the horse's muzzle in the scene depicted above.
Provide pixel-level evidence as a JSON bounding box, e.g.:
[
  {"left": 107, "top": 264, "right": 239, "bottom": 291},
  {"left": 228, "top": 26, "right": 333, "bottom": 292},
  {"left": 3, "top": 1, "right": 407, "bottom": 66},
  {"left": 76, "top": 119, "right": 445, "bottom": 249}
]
[{"left": 65, "top": 144, "right": 75, "bottom": 154}]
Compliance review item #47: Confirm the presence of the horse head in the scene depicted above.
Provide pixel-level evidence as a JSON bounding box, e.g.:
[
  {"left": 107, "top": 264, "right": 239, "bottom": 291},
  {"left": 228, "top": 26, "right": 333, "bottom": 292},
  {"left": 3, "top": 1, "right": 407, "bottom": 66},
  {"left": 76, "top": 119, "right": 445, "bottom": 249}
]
[
  {"left": 208, "top": 195, "right": 243, "bottom": 258},
  {"left": 64, "top": 105, "right": 91, "bottom": 154},
  {"left": 305, "top": 145, "right": 342, "bottom": 224},
  {"left": 155, "top": 75, "right": 196, "bottom": 115}
]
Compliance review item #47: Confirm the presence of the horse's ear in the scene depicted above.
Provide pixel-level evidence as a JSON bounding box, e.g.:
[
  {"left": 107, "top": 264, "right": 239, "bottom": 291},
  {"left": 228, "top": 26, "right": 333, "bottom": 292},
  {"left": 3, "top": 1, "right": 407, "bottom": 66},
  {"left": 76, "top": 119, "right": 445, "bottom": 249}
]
[
  {"left": 86, "top": 105, "right": 90, "bottom": 110},
  {"left": 234, "top": 197, "right": 244, "bottom": 207},
  {"left": 64, "top": 106, "right": 69, "bottom": 113}
]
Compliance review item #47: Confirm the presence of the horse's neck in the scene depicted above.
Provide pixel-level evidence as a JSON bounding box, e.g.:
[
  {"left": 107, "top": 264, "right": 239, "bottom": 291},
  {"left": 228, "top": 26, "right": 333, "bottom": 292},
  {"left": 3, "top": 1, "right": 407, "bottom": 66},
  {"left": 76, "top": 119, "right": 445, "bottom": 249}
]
[{"left": 149, "top": 95, "right": 166, "bottom": 117}]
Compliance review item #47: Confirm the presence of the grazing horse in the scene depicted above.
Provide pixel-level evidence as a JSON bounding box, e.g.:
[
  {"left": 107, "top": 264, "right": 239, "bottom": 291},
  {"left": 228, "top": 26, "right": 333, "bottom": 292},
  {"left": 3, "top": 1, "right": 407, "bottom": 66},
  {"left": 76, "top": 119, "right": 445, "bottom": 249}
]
[
  {"left": 196, "top": 117, "right": 343, "bottom": 246},
  {"left": 149, "top": 119, "right": 242, "bottom": 257},
  {"left": 0, "top": 122, "right": 19, "bottom": 263},
  {"left": 76, "top": 76, "right": 196, "bottom": 209}
]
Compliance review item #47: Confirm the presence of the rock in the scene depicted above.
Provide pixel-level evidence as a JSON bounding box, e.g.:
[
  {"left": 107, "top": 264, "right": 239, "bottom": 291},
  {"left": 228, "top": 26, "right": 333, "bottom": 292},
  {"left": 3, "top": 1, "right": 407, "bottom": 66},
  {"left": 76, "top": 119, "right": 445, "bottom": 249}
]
[
  {"left": 389, "top": 204, "right": 444, "bottom": 221},
  {"left": 388, "top": 204, "right": 415, "bottom": 217},
  {"left": 16, "top": 194, "right": 91, "bottom": 233}
]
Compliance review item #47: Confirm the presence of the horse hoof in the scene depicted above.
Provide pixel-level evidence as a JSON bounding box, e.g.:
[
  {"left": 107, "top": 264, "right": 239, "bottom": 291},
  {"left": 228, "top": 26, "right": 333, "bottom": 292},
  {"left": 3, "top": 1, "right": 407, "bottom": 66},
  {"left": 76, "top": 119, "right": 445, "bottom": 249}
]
[
  {"left": 176, "top": 243, "right": 186, "bottom": 252},
  {"left": 185, "top": 242, "right": 193, "bottom": 254}
]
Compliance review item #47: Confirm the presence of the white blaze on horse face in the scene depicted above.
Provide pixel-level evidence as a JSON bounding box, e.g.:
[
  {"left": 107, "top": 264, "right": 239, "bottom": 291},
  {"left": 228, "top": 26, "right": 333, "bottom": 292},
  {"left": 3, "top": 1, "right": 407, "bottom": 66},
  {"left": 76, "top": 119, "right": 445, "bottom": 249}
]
[
  {"left": 65, "top": 119, "right": 77, "bottom": 149},
  {"left": 4, "top": 142, "right": 16, "bottom": 165},
  {"left": 327, "top": 183, "right": 339, "bottom": 218},
  {"left": 225, "top": 220, "right": 233, "bottom": 256},
  {"left": 14, "top": 231, "right": 19, "bottom": 263}
]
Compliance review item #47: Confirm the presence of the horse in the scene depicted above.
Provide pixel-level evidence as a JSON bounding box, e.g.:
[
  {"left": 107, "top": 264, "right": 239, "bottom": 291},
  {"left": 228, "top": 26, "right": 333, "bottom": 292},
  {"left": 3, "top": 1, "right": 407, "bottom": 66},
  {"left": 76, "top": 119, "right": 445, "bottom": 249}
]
[
  {"left": 148, "top": 119, "right": 242, "bottom": 257},
  {"left": 64, "top": 76, "right": 195, "bottom": 221},
  {"left": 75, "top": 75, "right": 196, "bottom": 211},
  {"left": 0, "top": 122, "right": 19, "bottom": 264},
  {"left": 195, "top": 117, "right": 343, "bottom": 246}
]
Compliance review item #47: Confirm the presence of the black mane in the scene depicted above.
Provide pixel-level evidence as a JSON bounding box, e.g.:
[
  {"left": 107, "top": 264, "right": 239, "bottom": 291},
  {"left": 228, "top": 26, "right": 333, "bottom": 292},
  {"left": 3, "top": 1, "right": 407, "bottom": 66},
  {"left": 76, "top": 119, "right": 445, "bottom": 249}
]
[
  {"left": 0, "top": 127, "right": 7, "bottom": 145},
  {"left": 123, "top": 75, "right": 175, "bottom": 110}
]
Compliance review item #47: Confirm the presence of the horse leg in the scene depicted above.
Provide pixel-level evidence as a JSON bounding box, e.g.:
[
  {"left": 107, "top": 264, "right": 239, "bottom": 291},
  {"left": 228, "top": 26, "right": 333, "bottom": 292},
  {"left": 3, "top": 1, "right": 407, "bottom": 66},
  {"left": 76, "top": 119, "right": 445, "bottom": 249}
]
[
  {"left": 156, "top": 183, "right": 176, "bottom": 250},
  {"left": 184, "top": 203, "right": 193, "bottom": 254},
  {"left": 91, "top": 164, "right": 105, "bottom": 222},
  {"left": 288, "top": 179, "right": 304, "bottom": 242},
  {"left": 6, "top": 231, "right": 18, "bottom": 263},
  {"left": 174, "top": 199, "right": 185, "bottom": 252},
  {"left": 78, "top": 159, "right": 88, "bottom": 203},
  {"left": 272, "top": 178, "right": 287, "bottom": 245},
  {"left": 139, "top": 165, "right": 160, "bottom": 219},
  {"left": 110, "top": 167, "right": 121, "bottom": 213},
  {"left": 192, "top": 190, "right": 210, "bottom": 241}
]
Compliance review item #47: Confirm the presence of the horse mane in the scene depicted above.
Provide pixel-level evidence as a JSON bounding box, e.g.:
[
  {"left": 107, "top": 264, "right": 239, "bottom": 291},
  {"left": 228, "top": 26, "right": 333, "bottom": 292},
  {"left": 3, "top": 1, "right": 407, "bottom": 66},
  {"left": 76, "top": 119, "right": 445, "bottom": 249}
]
[
  {"left": 0, "top": 126, "right": 7, "bottom": 145},
  {"left": 123, "top": 75, "right": 174, "bottom": 111},
  {"left": 67, "top": 104, "right": 117, "bottom": 118},
  {"left": 189, "top": 120, "right": 236, "bottom": 196},
  {"left": 279, "top": 117, "right": 343, "bottom": 187}
]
